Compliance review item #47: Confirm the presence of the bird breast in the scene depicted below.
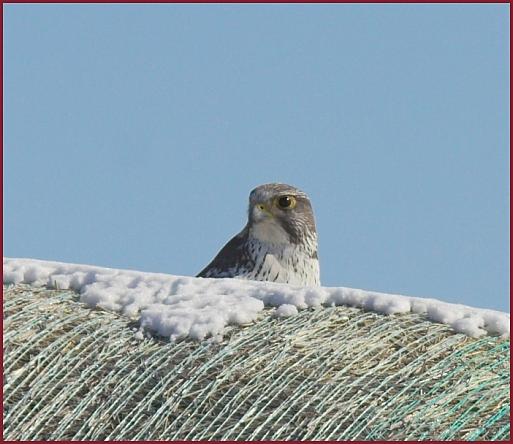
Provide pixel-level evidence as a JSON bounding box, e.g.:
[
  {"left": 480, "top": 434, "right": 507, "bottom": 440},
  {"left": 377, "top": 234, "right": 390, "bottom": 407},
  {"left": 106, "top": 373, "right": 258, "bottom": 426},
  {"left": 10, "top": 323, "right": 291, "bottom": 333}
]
[{"left": 245, "top": 238, "right": 320, "bottom": 286}]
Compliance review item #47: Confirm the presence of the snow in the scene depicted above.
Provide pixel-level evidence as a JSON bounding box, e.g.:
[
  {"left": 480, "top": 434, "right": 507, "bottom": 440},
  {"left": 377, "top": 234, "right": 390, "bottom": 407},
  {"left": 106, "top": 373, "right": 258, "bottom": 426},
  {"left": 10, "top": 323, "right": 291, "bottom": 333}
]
[
  {"left": 274, "top": 304, "right": 299, "bottom": 318},
  {"left": 133, "top": 330, "right": 145, "bottom": 341},
  {"left": 3, "top": 257, "right": 510, "bottom": 341}
]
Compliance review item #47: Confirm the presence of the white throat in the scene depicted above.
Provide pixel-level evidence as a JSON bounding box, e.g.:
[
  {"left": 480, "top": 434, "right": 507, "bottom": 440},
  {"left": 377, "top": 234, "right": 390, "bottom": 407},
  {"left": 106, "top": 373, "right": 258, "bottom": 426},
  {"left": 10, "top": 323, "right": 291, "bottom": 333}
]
[{"left": 249, "top": 219, "right": 291, "bottom": 246}]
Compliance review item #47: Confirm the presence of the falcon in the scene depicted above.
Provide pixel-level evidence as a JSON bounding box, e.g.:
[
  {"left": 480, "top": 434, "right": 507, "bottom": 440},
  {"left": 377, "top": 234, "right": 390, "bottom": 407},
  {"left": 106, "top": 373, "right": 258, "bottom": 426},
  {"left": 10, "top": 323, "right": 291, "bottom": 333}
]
[{"left": 197, "top": 183, "right": 320, "bottom": 286}]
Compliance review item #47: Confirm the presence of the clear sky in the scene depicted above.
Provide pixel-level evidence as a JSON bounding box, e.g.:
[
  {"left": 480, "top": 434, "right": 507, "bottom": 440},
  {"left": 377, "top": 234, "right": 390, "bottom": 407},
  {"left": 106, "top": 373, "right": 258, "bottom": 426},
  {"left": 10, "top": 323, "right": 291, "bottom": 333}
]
[{"left": 4, "top": 4, "right": 509, "bottom": 311}]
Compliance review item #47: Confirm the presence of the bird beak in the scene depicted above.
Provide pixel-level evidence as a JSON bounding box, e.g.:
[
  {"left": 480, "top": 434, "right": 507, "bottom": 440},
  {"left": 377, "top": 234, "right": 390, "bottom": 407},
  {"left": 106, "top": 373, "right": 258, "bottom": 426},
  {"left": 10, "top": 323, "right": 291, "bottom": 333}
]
[{"left": 255, "top": 203, "right": 273, "bottom": 218}]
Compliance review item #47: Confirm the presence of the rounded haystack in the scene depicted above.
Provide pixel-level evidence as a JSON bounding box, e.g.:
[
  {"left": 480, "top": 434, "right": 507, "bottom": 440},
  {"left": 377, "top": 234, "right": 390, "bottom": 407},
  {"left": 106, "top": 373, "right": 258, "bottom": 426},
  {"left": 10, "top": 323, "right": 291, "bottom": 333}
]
[{"left": 3, "top": 284, "right": 510, "bottom": 440}]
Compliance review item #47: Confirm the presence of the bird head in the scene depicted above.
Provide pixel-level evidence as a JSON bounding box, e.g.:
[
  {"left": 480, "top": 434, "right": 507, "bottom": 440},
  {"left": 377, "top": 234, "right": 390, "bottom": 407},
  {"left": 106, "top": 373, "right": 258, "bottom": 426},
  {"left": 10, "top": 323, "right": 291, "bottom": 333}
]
[{"left": 247, "top": 183, "right": 317, "bottom": 247}]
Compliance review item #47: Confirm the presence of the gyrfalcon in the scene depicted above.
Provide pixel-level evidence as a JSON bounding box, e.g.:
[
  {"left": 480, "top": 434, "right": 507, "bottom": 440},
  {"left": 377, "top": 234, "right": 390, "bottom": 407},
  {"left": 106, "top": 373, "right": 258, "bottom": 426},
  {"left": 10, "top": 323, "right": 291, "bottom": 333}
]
[{"left": 197, "top": 183, "right": 320, "bottom": 286}]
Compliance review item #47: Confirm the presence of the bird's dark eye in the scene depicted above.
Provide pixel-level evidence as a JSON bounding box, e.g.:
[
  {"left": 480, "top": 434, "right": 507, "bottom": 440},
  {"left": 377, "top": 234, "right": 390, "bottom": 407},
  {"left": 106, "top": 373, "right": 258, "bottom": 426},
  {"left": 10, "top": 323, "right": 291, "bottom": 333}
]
[{"left": 276, "top": 195, "right": 296, "bottom": 209}]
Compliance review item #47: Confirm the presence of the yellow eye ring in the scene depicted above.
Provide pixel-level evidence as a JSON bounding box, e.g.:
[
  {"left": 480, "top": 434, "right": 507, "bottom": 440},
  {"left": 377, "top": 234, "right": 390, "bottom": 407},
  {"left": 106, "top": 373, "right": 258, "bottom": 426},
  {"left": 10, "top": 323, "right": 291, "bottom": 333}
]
[{"left": 275, "top": 195, "right": 297, "bottom": 210}]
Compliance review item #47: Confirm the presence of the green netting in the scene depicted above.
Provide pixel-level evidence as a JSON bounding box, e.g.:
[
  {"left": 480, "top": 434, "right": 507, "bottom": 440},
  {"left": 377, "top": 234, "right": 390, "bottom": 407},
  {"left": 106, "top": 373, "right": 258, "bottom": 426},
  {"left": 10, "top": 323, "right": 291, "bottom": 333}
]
[{"left": 3, "top": 283, "right": 510, "bottom": 440}]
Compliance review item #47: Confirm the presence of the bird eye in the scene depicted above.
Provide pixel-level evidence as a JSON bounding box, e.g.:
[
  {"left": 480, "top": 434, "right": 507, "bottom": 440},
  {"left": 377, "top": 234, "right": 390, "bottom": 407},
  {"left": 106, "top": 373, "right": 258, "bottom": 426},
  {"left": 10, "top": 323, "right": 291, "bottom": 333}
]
[{"left": 276, "top": 195, "right": 296, "bottom": 209}]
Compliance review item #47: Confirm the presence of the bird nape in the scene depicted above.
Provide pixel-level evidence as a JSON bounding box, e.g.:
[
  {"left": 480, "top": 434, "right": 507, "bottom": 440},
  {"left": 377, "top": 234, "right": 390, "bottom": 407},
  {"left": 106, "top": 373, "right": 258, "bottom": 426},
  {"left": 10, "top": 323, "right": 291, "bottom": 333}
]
[{"left": 197, "top": 183, "right": 320, "bottom": 286}]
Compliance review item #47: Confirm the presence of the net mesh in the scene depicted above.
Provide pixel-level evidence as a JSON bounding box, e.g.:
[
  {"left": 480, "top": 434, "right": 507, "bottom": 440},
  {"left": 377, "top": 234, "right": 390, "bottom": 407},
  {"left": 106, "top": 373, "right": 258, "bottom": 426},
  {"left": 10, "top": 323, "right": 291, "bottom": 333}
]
[{"left": 3, "top": 283, "right": 510, "bottom": 440}]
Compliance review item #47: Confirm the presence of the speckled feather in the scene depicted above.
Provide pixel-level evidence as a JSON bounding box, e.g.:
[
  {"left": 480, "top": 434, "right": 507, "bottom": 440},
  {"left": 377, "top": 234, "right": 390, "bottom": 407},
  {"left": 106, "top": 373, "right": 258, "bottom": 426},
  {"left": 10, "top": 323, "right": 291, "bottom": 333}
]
[{"left": 197, "top": 183, "right": 320, "bottom": 286}]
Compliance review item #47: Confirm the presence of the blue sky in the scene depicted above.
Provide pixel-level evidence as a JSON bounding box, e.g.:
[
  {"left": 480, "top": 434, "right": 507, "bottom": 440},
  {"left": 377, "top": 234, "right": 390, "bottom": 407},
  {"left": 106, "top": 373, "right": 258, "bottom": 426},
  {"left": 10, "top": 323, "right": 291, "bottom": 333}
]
[{"left": 4, "top": 4, "right": 509, "bottom": 311}]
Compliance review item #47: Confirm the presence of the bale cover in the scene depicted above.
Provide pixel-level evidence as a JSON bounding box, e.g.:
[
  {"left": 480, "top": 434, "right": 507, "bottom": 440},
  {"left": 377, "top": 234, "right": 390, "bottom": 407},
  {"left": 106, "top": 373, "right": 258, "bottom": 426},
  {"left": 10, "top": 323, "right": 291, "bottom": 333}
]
[{"left": 3, "top": 284, "right": 510, "bottom": 440}]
